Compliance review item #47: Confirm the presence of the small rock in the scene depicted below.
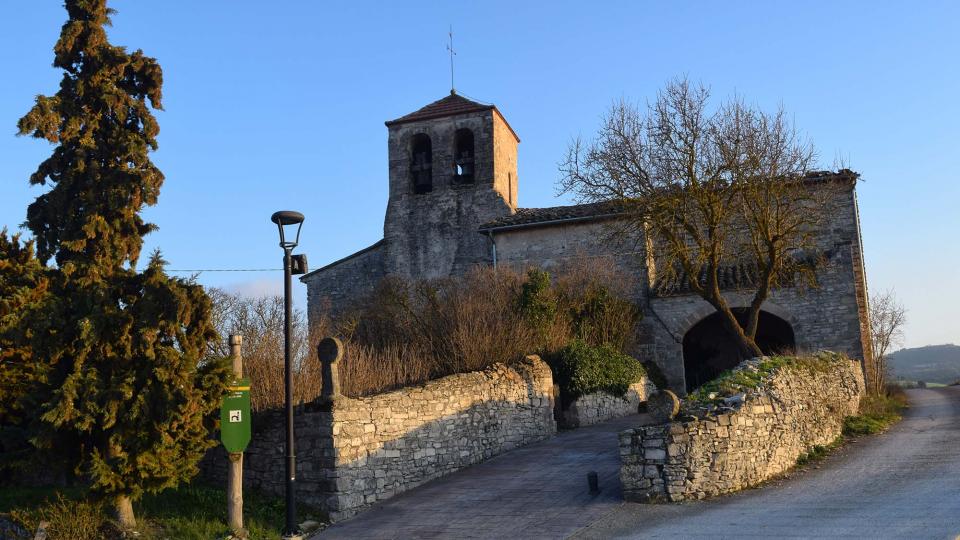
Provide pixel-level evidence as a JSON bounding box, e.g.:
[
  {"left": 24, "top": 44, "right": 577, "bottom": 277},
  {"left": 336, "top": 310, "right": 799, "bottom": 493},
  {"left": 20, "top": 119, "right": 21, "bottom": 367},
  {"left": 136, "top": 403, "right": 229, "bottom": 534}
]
[{"left": 722, "top": 393, "right": 745, "bottom": 407}]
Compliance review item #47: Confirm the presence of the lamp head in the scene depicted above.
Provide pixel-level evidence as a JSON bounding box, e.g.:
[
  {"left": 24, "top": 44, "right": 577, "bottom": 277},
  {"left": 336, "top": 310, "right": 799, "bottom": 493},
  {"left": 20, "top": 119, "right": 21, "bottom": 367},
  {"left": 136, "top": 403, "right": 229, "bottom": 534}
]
[{"left": 271, "top": 210, "right": 305, "bottom": 250}]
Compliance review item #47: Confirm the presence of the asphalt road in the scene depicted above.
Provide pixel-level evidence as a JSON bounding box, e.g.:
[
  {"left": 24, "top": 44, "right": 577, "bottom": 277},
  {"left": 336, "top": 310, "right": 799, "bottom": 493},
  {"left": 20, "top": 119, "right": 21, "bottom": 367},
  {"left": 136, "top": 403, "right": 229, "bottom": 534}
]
[{"left": 572, "top": 387, "right": 960, "bottom": 539}]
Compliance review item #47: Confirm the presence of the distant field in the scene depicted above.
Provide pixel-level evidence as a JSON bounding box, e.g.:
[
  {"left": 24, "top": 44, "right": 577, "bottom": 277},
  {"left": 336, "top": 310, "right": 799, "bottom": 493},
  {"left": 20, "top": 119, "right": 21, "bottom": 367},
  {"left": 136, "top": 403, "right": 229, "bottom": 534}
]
[
  {"left": 894, "top": 380, "right": 949, "bottom": 389},
  {"left": 888, "top": 344, "right": 960, "bottom": 385}
]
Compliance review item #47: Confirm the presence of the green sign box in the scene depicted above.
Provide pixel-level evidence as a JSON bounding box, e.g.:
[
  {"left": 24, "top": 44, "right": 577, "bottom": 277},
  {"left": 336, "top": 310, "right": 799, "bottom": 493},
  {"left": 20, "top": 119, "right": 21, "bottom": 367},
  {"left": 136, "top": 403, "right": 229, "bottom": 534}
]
[{"left": 220, "top": 377, "right": 251, "bottom": 453}]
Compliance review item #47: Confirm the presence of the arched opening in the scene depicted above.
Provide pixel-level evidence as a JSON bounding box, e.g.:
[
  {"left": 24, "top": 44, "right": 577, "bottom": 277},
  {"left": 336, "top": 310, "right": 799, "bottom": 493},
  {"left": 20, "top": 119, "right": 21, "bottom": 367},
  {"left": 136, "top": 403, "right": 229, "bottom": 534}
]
[
  {"left": 452, "top": 128, "right": 475, "bottom": 184},
  {"left": 410, "top": 134, "right": 433, "bottom": 194},
  {"left": 682, "top": 308, "right": 795, "bottom": 393}
]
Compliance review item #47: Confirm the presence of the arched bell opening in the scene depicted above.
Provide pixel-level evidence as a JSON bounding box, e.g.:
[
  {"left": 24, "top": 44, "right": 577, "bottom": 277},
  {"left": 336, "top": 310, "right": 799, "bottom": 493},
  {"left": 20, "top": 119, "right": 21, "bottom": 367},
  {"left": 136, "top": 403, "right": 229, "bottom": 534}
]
[
  {"left": 410, "top": 133, "right": 433, "bottom": 194},
  {"left": 452, "top": 128, "right": 475, "bottom": 184}
]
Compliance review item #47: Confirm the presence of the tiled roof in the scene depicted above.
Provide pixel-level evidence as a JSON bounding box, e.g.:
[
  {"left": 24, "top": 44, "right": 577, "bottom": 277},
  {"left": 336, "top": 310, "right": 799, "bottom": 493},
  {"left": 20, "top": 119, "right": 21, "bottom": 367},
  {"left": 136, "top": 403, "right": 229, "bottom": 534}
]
[
  {"left": 479, "top": 201, "right": 626, "bottom": 231},
  {"left": 385, "top": 92, "right": 495, "bottom": 126},
  {"left": 652, "top": 263, "right": 766, "bottom": 297},
  {"left": 652, "top": 249, "right": 829, "bottom": 297},
  {"left": 803, "top": 169, "right": 859, "bottom": 183}
]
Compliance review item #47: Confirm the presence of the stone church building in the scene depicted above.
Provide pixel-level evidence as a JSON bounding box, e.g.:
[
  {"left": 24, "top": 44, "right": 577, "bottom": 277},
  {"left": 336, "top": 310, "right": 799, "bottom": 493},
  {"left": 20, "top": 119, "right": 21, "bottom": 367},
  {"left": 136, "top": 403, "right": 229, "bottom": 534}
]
[{"left": 302, "top": 92, "right": 873, "bottom": 393}]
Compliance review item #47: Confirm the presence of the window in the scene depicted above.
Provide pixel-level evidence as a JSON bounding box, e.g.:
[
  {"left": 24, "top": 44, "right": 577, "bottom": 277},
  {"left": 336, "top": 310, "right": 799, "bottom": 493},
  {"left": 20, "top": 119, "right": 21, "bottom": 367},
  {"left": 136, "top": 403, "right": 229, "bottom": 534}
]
[
  {"left": 410, "top": 134, "right": 433, "bottom": 194},
  {"left": 453, "top": 128, "right": 475, "bottom": 184}
]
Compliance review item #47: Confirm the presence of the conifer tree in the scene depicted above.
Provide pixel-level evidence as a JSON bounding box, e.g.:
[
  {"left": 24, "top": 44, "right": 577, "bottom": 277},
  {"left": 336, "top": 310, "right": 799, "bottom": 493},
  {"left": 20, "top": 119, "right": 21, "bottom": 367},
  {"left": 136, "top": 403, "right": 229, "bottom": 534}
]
[
  {"left": 16, "top": 0, "right": 228, "bottom": 528},
  {"left": 0, "top": 231, "right": 52, "bottom": 472}
]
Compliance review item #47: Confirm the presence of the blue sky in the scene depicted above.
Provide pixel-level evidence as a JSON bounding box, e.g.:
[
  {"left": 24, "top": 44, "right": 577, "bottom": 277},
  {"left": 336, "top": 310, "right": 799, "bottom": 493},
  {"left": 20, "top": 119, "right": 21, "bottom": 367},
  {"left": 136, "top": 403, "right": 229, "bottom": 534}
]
[{"left": 1, "top": 1, "right": 957, "bottom": 349}]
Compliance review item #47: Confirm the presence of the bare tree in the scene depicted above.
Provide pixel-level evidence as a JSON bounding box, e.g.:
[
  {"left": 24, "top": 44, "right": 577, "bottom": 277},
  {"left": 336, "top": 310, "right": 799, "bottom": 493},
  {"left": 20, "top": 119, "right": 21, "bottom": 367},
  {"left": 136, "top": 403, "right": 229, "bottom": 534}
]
[
  {"left": 869, "top": 289, "right": 907, "bottom": 394},
  {"left": 207, "top": 288, "right": 318, "bottom": 410},
  {"left": 560, "top": 77, "right": 833, "bottom": 359}
]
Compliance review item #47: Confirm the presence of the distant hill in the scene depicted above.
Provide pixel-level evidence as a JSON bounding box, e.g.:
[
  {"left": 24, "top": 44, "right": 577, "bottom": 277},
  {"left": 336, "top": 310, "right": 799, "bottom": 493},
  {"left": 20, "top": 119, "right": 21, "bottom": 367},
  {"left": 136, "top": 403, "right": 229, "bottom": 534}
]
[{"left": 888, "top": 344, "right": 960, "bottom": 384}]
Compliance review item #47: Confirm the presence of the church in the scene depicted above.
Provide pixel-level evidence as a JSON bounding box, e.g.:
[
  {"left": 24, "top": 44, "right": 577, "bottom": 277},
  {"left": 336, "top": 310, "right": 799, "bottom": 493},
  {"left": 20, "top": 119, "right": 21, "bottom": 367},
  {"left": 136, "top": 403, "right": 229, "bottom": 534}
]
[{"left": 301, "top": 91, "right": 873, "bottom": 393}]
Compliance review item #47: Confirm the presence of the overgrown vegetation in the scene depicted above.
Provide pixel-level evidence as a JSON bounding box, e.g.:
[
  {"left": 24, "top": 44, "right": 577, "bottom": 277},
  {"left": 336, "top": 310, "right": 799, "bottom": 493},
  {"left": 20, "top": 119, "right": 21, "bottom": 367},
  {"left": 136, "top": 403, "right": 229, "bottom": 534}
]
[
  {"left": 313, "top": 258, "right": 643, "bottom": 398},
  {"left": 204, "top": 259, "right": 644, "bottom": 407},
  {"left": 548, "top": 340, "right": 646, "bottom": 405},
  {"left": 0, "top": 484, "right": 321, "bottom": 540},
  {"left": 686, "top": 352, "right": 842, "bottom": 406},
  {"left": 842, "top": 386, "right": 908, "bottom": 436}
]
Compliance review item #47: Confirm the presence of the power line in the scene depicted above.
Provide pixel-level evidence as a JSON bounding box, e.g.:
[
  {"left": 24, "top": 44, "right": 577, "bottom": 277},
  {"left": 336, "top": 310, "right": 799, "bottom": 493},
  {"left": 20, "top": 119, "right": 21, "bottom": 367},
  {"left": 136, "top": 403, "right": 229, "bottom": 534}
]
[{"left": 166, "top": 268, "right": 282, "bottom": 273}]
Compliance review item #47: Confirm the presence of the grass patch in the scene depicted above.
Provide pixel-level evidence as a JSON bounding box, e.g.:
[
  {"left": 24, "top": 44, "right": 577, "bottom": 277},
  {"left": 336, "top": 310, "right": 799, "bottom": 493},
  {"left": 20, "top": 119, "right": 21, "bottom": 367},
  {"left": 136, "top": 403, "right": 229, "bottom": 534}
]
[
  {"left": 795, "top": 438, "right": 842, "bottom": 466},
  {"left": 0, "top": 483, "right": 324, "bottom": 539},
  {"left": 794, "top": 389, "right": 908, "bottom": 468},
  {"left": 842, "top": 388, "right": 909, "bottom": 436}
]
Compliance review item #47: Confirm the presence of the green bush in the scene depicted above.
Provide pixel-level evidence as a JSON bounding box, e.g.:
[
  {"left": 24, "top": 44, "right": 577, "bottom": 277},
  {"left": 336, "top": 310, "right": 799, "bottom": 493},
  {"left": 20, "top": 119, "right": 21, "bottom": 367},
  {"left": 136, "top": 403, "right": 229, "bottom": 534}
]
[
  {"left": 516, "top": 268, "right": 559, "bottom": 343},
  {"left": 550, "top": 340, "right": 646, "bottom": 405}
]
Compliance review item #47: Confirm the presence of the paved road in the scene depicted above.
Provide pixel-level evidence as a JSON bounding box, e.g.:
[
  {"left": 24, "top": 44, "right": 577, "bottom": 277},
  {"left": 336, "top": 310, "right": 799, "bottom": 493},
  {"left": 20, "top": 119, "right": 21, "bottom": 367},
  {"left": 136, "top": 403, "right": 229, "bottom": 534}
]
[
  {"left": 574, "top": 387, "right": 960, "bottom": 539},
  {"left": 316, "top": 414, "right": 650, "bottom": 539},
  {"left": 316, "top": 388, "right": 960, "bottom": 539}
]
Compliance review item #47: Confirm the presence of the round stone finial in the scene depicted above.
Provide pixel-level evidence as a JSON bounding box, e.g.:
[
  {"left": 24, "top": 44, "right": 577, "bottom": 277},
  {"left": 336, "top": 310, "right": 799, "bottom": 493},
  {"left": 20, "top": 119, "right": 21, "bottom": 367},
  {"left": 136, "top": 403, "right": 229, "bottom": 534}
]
[
  {"left": 647, "top": 389, "right": 681, "bottom": 423},
  {"left": 317, "top": 336, "right": 343, "bottom": 364}
]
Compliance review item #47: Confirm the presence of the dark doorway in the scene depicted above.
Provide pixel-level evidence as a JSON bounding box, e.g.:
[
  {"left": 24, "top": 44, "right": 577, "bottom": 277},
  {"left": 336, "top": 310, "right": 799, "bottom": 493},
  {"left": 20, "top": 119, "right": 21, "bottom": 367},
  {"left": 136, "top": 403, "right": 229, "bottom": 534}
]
[{"left": 682, "top": 309, "right": 795, "bottom": 393}]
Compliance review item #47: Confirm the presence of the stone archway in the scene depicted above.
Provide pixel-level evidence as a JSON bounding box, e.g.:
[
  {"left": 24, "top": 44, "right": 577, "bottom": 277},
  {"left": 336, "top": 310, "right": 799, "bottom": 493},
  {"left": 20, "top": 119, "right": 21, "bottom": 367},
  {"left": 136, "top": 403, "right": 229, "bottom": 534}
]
[{"left": 682, "top": 309, "right": 796, "bottom": 393}]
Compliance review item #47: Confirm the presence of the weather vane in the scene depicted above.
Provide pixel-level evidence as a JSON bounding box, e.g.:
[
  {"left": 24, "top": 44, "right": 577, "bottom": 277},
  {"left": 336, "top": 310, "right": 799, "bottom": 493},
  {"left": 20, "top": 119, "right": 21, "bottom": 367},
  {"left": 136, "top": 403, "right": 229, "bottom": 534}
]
[{"left": 447, "top": 25, "right": 456, "bottom": 94}]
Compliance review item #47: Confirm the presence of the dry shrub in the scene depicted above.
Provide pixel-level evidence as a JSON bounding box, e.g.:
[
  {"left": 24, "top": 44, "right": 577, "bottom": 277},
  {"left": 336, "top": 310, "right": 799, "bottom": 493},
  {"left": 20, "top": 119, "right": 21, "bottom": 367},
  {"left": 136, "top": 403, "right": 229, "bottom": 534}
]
[
  {"left": 337, "top": 342, "right": 433, "bottom": 397},
  {"left": 207, "top": 289, "right": 321, "bottom": 411},
  {"left": 7, "top": 494, "right": 114, "bottom": 540},
  {"left": 207, "top": 258, "right": 643, "bottom": 404},
  {"left": 331, "top": 258, "right": 641, "bottom": 397},
  {"left": 552, "top": 255, "right": 641, "bottom": 351},
  {"left": 341, "top": 267, "right": 537, "bottom": 389}
]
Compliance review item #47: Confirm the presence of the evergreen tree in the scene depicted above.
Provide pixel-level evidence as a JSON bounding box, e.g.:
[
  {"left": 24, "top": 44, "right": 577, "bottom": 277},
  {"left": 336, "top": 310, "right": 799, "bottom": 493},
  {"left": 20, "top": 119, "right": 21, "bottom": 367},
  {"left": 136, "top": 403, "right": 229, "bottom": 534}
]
[
  {"left": 0, "top": 231, "right": 53, "bottom": 474},
  {"left": 15, "top": 0, "right": 228, "bottom": 528}
]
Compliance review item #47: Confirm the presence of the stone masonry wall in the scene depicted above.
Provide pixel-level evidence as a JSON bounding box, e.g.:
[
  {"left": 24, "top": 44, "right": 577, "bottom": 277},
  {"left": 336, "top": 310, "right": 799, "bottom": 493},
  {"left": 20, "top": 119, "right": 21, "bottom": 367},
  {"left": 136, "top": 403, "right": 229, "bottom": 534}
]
[
  {"left": 302, "top": 240, "right": 385, "bottom": 324},
  {"left": 383, "top": 109, "right": 516, "bottom": 280},
  {"left": 619, "top": 355, "right": 863, "bottom": 502},
  {"left": 644, "top": 179, "right": 870, "bottom": 392},
  {"left": 562, "top": 379, "right": 657, "bottom": 428},
  {"left": 202, "top": 356, "right": 556, "bottom": 522}
]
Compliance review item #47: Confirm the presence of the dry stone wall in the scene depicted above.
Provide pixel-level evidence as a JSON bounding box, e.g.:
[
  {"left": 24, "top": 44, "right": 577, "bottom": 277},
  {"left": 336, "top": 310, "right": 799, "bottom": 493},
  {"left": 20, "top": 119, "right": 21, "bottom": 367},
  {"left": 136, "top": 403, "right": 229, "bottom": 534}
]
[
  {"left": 563, "top": 379, "right": 657, "bottom": 428},
  {"left": 619, "top": 355, "right": 863, "bottom": 502},
  {"left": 201, "top": 356, "right": 556, "bottom": 522},
  {"left": 325, "top": 355, "right": 555, "bottom": 520}
]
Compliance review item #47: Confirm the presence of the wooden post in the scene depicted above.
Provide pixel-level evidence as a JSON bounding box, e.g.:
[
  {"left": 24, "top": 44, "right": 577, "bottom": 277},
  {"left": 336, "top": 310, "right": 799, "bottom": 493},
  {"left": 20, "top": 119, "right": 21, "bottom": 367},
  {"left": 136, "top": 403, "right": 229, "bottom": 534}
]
[{"left": 227, "top": 334, "right": 246, "bottom": 538}]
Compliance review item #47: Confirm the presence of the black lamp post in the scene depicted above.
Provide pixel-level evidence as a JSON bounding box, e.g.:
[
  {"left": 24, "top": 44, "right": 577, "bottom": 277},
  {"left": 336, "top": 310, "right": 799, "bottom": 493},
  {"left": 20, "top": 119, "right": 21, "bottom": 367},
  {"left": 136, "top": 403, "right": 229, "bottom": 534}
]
[{"left": 270, "top": 210, "right": 308, "bottom": 540}]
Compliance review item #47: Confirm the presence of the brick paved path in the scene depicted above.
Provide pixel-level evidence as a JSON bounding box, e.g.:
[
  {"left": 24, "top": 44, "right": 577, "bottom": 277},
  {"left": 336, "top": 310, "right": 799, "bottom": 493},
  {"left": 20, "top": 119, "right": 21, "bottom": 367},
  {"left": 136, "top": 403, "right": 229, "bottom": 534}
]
[{"left": 314, "top": 414, "right": 650, "bottom": 539}]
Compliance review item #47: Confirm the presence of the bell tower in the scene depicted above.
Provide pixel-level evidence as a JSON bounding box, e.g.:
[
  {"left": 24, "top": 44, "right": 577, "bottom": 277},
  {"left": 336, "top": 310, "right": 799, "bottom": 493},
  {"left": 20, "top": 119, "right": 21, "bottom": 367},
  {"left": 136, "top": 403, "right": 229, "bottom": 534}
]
[{"left": 382, "top": 92, "right": 519, "bottom": 279}]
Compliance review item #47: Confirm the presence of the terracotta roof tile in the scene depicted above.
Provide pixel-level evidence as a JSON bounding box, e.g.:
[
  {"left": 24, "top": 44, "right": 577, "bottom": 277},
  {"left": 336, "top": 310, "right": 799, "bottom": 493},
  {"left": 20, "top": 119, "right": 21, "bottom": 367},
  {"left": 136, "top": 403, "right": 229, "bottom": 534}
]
[{"left": 385, "top": 92, "right": 494, "bottom": 126}]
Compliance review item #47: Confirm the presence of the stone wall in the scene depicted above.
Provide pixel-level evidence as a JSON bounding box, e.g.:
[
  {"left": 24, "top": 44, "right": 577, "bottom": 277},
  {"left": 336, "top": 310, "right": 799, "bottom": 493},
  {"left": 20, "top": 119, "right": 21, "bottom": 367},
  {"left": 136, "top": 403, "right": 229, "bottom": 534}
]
[
  {"left": 562, "top": 378, "right": 657, "bottom": 428},
  {"left": 619, "top": 354, "right": 864, "bottom": 502},
  {"left": 302, "top": 240, "right": 385, "bottom": 323},
  {"left": 202, "top": 356, "right": 556, "bottom": 522}
]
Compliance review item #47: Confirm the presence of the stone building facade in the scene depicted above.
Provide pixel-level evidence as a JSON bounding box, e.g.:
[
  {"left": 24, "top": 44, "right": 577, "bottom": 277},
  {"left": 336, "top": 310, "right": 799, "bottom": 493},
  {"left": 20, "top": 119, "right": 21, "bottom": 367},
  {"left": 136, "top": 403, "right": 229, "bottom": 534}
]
[{"left": 302, "top": 92, "right": 873, "bottom": 394}]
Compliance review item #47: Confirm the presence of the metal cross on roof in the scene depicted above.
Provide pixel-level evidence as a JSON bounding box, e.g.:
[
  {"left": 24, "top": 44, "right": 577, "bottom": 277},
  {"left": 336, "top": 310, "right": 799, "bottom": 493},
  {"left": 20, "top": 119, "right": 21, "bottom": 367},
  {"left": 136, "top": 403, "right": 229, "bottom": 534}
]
[{"left": 447, "top": 25, "right": 456, "bottom": 94}]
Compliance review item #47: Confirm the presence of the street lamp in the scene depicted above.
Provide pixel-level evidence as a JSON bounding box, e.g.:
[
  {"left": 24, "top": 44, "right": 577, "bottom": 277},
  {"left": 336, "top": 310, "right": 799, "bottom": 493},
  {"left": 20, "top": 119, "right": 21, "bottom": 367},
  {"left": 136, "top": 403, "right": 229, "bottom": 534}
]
[{"left": 270, "top": 210, "right": 308, "bottom": 540}]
